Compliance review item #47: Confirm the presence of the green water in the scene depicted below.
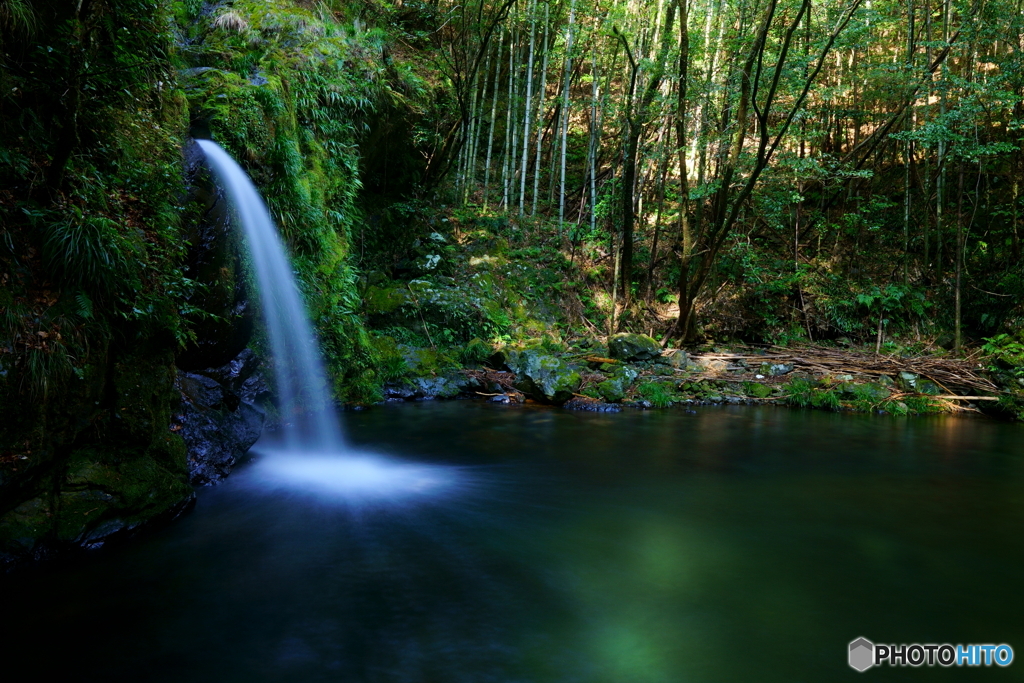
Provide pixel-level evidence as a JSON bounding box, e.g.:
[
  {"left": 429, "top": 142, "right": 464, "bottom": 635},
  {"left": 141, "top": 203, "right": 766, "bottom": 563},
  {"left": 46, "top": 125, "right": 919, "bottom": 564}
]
[{"left": 2, "top": 402, "right": 1022, "bottom": 681}]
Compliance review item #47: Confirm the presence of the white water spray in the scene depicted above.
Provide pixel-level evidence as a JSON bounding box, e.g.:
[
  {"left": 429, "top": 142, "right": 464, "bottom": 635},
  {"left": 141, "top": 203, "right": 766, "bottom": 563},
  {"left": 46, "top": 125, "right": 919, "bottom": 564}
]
[{"left": 198, "top": 140, "right": 461, "bottom": 501}]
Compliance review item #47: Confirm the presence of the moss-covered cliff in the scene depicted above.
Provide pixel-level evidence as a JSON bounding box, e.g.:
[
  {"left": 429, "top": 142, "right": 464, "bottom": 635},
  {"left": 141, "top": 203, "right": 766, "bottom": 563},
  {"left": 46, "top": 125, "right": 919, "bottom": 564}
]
[{"left": 0, "top": 0, "right": 427, "bottom": 565}]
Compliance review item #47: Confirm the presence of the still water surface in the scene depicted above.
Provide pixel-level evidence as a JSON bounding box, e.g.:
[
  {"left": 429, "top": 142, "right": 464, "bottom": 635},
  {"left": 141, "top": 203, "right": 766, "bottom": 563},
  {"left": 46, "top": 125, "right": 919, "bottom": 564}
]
[{"left": 3, "top": 402, "right": 1023, "bottom": 681}]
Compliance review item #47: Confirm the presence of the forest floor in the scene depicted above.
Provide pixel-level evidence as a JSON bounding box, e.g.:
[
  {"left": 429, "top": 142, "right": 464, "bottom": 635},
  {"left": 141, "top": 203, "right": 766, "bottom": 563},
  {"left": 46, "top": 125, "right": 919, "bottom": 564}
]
[{"left": 361, "top": 206, "right": 1024, "bottom": 420}]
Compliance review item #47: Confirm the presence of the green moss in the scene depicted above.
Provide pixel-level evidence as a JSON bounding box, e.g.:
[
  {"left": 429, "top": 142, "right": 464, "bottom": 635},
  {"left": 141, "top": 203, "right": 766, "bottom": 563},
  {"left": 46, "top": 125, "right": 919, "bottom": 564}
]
[
  {"left": 364, "top": 285, "right": 407, "bottom": 315},
  {"left": 743, "top": 381, "right": 773, "bottom": 399},
  {"left": 597, "top": 378, "right": 627, "bottom": 403},
  {"left": 636, "top": 381, "right": 675, "bottom": 408},
  {"left": 0, "top": 497, "right": 54, "bottom": 553},
  {"left": 182, "top": 0, "right": 423, "bottom": 403},
  {"left": 57, "top": 448, "right": 192, "bottom": 543}
]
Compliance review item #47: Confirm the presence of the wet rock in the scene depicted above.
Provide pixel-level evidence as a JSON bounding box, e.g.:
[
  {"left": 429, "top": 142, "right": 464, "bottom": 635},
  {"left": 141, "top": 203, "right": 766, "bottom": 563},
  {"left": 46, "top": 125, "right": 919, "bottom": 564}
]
[
  {"left": 176, "top": 140, "right": 256, "bottom": 371},
  {"left": 173, "top": 350, "right": 266, "bottom": 486},
  {"left": 608, "top": 333, "right": 662, "bottom": 361},
  {"left": 564, "top": 396, "right": 621, "bottom": 412}
]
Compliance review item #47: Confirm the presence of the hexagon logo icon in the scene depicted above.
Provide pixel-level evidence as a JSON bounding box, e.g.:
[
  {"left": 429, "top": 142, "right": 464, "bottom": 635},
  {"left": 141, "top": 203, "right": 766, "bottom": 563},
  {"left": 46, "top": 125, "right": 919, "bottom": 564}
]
[{"left": 849, "top": 637, "right": 875, "bottom": 672}]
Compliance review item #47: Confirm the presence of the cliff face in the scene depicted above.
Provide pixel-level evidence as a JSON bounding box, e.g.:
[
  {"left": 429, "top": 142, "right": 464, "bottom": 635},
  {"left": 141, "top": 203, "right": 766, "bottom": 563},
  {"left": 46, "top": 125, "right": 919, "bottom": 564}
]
[{"left": 0, "top": 0, "right": 418, "bottom": 566}]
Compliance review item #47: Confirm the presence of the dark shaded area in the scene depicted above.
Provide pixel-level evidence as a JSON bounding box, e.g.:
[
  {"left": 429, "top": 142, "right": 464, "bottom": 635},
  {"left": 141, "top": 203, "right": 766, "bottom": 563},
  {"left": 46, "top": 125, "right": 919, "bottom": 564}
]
[{"left": 1, "top": 403, "right": 1021, "bottom": 682}]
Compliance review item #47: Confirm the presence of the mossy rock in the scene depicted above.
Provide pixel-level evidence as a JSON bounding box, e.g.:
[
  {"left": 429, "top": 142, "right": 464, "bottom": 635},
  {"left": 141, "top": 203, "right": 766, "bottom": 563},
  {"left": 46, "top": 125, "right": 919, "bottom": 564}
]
[
  {"left": 861, "top": 382, "right": 892, "bottom": 402},
  {"left": 759, "top": 362, "right": 795, "bottom": 376},
  {"left": 508, "top": 349, "right": 581, "bottom": 405},
  {"left": 613, "top": 365, "right": 640, "bottom": 384},
  {"left": 597, "top": 378, "right": 627, "bottom": 403},
  {"left": 743, "top": 382, "right": 773, "bottom": 399},
  {"left": 660, "top": 350, "right": 688, "bottom": 369},
  {"left": 608, "top": 333, "right": 662, "bottom": 361},
  {"left": 413, "top": 373, "right": 469, "bottom": 399},
  {"left": 364, "top": 284, "right": 407, "bottom": 315},
  {"left": 897, "top": 371, "right": 920, "bottom": 391},
  {"left": 399, "top": 345, "right": 456, "bottom": 378},
  {"left": 0, "top": 497, "right": 54, "bottom": 558},
  {"left": 110, "top": 352, "right": 179, "bottom": 447}
]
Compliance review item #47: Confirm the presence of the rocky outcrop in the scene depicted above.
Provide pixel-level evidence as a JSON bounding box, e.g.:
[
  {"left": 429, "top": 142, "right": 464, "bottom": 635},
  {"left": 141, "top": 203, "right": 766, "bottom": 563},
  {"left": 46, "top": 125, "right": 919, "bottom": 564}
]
[
  {"left": 383, "top": 345, "right": 472, "bottom": 400},
  {"left": 175, "top": 140, "right": 256, "bottom": 371},
  {"left": 608, "top": 333, "right": 662, "bottom": 361},
  {"left": 0, "top": 346, "right": 195, "bottom": 568},
  {"left": 173, "top": 349, "right": 266, "bottom": 486}
]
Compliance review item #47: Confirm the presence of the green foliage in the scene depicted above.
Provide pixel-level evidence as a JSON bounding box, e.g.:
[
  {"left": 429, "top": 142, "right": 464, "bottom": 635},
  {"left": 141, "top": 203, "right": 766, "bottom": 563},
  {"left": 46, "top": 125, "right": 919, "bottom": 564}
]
[
  {"left": 855, "top": 283, "right": 928, "bottom": 327},
  {"left": 982, "top": 333, "right": 1024, "bottom": 378},
  {"left": 40, "top": 211, "right": 138, "bottom": 297},
  {"left": 0, "top": 0, "right": 192, "bottom": 407},
  {"left": 22, "top": 345, "right": 73, "bottom": 401},
  {"left": 636, "top": 380, "right": 675, "bottom": 408},
  {"left": 461, "top": 338, "right": 494, "bottom": 366},
  {"left": 783, "top": 377, "right": 840, "bottom": 410}
]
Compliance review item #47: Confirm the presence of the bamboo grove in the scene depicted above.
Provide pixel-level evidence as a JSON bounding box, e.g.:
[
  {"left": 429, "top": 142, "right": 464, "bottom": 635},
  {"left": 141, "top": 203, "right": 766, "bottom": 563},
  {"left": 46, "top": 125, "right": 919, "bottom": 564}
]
[{"left": 426, "top": 0, "right": 1024, "bottom": 348}]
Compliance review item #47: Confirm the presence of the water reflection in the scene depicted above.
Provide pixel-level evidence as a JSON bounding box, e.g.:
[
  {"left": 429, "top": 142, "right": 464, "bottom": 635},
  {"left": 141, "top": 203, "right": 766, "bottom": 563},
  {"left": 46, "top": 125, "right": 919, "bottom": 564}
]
[{"left": 2, "top": 404, "right": 1022, "bottom": 682}]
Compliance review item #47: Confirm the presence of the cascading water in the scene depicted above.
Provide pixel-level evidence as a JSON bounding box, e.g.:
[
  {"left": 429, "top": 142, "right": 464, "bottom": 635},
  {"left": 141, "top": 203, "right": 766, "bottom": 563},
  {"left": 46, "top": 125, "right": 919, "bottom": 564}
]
[
  {"left": 198, "top": 140, "right": 460, "bottom": 500},
  {"left": 198, "top": 140, "right": 342, "bottom": 452}
]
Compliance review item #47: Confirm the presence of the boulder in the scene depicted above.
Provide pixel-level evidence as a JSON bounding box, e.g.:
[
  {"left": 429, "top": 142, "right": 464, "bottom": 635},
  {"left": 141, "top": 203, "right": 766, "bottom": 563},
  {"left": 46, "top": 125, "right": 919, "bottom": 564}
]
[
  {"left": 759, "top": 362, "right": 794, "bottom": 376},
  {"left": 597, "top": 377, "right": 627, "bottom": 403},
  {"left": 174, "top": 350, "right": 266, "bottom": 486},
  {"left": 661, "top": 350, "right": 688, "bottom": 369},
  {"left": 608, "top": 333, "right": 662, "bottom": 361},
  {"left": 898, "top": 371, "right": 919, "bottom": 391},
  {"left": 863, "top": 382, "right": 893, "bottom": 401},
  {"left": 507, "top": 349, "right": 581, "bottom": 405},
  {"left": 383, "top": 345, "right": 468, "bottom": 400}
]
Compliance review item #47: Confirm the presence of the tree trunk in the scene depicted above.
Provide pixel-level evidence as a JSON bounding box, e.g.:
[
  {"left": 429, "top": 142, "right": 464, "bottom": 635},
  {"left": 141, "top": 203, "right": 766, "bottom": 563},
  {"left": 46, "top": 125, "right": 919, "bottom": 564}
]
[{"left": 559, "top": 0, "right": 578, "bottom": 232}]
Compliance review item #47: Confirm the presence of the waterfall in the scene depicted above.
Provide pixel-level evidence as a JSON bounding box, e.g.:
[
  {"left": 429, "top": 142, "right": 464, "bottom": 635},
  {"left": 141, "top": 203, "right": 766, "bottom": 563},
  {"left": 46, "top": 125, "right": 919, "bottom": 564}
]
[
  {"left": 197, "top": 140, "right": 343, "bottom": 452},
  {"left": 198, "top": 140, "right": 463, "bottom": 502}
]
